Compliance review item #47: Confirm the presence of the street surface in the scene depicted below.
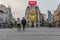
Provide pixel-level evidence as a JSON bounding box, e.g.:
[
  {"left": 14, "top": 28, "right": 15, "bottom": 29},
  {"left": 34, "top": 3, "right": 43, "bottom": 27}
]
[{"left": 0, "top": 27, "right": 60, "bottom": 40}]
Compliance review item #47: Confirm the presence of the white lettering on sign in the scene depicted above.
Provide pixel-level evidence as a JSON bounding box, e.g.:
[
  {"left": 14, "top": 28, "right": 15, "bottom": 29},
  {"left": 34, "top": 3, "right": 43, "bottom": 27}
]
[{"left": 28, "top": 1, "right": 37, "bottom": 6}]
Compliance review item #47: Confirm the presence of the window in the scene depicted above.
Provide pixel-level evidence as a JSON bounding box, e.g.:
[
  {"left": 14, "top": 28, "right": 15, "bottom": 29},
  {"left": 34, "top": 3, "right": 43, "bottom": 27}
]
[{"left": 0, "top": 10, "right": 3, "bottom": 13}]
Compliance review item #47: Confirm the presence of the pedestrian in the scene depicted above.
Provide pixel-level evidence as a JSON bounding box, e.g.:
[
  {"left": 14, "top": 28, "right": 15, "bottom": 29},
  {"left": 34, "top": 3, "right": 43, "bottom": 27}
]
[
  {"left": 17, "top": 18, "right": 21, "bottom": 32},
  {"left": 21, "top": 17, "right": 26, "bottom": 31},
  {"left": 10, "top": 22, "right": 13, "bottom": 28}
]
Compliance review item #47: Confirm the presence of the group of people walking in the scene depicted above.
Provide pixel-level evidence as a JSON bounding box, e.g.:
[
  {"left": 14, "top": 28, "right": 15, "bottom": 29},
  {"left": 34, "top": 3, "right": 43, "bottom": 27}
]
[{"left": 17, "top": 17, "right": 26, "bottom": 32}]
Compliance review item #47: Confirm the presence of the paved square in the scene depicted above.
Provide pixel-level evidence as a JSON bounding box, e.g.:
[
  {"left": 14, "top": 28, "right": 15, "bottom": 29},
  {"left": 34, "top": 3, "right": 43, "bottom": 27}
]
[{"left": 0, "top": 27, "right": 60, "bottom": 40}]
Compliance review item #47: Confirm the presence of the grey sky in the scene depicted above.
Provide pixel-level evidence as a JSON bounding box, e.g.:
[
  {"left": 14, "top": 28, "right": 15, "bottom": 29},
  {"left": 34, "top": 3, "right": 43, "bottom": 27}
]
[{"left": 0, "top": 0, "right": 60, "bottom": 19}]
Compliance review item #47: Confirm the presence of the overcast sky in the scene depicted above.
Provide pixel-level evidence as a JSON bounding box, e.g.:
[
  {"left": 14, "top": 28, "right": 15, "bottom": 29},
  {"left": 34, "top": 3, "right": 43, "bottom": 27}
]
[{"left": 0, "top": 0, "right": 60, "bottom": 19}]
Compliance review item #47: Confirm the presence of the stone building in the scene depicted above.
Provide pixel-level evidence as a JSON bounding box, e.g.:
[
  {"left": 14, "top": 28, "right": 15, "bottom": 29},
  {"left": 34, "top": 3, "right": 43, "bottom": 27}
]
[
  {"left": 25, "top": 6, "right": 40, "bottom": 27},
  {"left": 0, "top": 4, "right": 13, "bottom": 28},
  {"left": 54, "top": 4, "right": 60, "bottom": 27},
  {"left": 0, "top": 5, "right": 9, "bottom": 23}
]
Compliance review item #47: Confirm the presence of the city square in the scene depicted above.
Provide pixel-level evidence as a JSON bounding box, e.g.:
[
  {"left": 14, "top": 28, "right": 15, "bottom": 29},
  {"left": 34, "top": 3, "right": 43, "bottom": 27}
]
[
  {"left": 0, "top": 28, "right": 60, "bottom": 40},
  {"left": 0, "top": 0, "right": 60, "bottom": 40}
]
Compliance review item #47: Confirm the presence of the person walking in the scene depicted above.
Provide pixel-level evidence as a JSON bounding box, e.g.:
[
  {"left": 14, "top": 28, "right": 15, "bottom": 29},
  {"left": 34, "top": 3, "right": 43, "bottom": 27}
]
[
  {"left": 17, "top": 18, "right": 21, "bottom": 32},
  {"left": 21, "top": 17, "right": 26, "bottom": 31},
  {"left": 10, "top": 22, "right": 13, "bottom": 28}
]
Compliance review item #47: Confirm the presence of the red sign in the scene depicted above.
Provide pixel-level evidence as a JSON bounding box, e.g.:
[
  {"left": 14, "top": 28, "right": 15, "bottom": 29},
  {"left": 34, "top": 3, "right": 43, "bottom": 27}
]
[{"left": 28, "top": 1, "right": 37, "bottom": 6}]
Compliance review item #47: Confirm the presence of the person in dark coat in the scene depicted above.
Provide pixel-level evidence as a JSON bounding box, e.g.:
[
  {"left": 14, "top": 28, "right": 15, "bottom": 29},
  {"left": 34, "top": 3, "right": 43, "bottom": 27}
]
[{"left": 21, "top": 17, "right": 26, "bottom": 31}]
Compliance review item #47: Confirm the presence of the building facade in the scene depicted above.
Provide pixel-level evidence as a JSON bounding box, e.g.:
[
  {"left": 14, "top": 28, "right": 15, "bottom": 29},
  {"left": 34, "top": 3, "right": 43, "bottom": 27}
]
[
  {"left": 25, "top": 0, "right": 41, "bottom": 27},
  {"left": 46, "top": 10, "right": 53, "bottom": 23},
  {"left": 25, "top": 6, "right": 40, "bottom": 27},
  {"left": 40, "top": 14, "right": 46, "bottom": 26},
  {"left": 8, "top": 5, "right": 13, "bottom": 23},
  {"left": 0, "top": 4, "right": 13, "bottom": 28},
  {"left": 0, "top": 5, "right": 9, "bottom": 24},
  {"left": 54, "top": 4, "right": 60, "bottom": 27}
]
